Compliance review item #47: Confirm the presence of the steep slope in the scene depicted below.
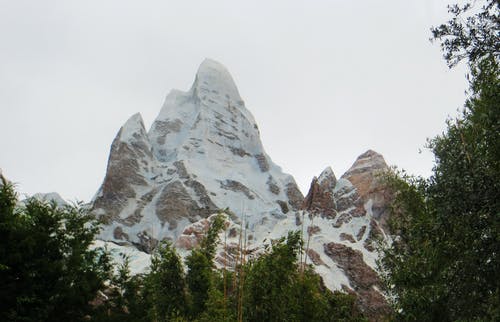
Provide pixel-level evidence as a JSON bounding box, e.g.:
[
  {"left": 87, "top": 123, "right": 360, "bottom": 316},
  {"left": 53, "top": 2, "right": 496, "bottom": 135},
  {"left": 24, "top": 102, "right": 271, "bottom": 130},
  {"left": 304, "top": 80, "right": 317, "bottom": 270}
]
[{"left": 92, "top": 59, "right": 303, "bottom": 252}]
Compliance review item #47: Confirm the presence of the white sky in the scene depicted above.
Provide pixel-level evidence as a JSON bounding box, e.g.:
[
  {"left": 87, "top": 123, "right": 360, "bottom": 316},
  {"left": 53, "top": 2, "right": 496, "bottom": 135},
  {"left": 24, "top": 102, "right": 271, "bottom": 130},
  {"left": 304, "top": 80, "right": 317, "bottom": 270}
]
[{"left": 0, "top": 0, "right": 468, "bottom": 201}]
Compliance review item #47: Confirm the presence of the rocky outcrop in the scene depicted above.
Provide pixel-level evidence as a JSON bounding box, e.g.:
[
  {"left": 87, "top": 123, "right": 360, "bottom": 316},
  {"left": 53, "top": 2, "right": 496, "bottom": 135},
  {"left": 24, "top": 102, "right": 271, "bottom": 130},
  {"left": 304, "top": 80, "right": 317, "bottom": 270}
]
[
  {"left": 341, "top": 150, "right": 392, "bottom": 232},
  {"left": 298, "top": 150, "right": 393, "bottom": 321},
  {"left": 301, "top": 167, "right": 337, "bottom": 218},
  {"left": 93, "top": 114, "right": 154, "bottom": 224},
  {"left": 324, "top": 242, "right": 390, "bottom": 321}
]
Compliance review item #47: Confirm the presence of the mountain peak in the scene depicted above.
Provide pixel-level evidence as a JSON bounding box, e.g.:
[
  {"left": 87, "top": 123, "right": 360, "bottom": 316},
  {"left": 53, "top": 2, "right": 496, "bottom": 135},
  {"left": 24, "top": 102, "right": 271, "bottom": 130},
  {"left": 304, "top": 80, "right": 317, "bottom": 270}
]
[
  {"left": 191, "top": 58, "right": 242, "bottom": 103},
  {"left": 94, "top": 59, "right": 303, "bottom": 251},
  {"left": 343, "top": 150, "right": 387, "bottom": 177},
  {"left": 119, "top": 113, "right": 147, "bottom": 143},
  {"left": 318, "top": 166, "right": 337, "bottom": 190}
]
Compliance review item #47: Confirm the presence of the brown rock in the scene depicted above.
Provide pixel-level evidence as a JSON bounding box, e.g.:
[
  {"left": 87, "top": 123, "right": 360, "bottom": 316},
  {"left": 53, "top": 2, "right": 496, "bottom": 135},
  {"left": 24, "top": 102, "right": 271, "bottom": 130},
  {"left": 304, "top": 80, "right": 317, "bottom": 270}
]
[
  {"left": 357, "top": 225, "right": 367, "bottom": 241},
  {"left": 307, "top": 225, "right": 321, "bottom": 236},
  {"left": 113, "top": 226, "right": 129, "bottom": 241},
  {"left": 92, "top": 117, "right": 152, "bottom": 223},
  {"left": 285, "top": 182, "right": 304, "bottom": 210},
  {"left": 156, "top": 181, "right": 201, "bottom": 225},
  {"left": 254, "top": 153, "right": 270, "bottom": 172},
  {"left": 306, "top": 248, "right": 328, "bottom": 267},
  {"left": 301, "top": 176, "right": 336, "bottom": 218},
  {"left": 266, "top": 175, "right": 281, "bottom": 195},
  {"left": 276, "top": 200, "right": 289, "bottom": 214},
  {"left": 324, "top": 242, "right": 390, "bottom": 321},
  {"left": 220, "top": 180, "right": 255, "bottom": 200},
  {"left": 135, "top": 231, "right": 159, "bottom": 253},
  {"left": 341, "top": 150, "right": 393, "bottom": 233},
  {"left": 340, "top": 233, "right": 356, "bottom": 243},
  {"left": 364, "top": 219, "right": 384, "bottom": 252}
]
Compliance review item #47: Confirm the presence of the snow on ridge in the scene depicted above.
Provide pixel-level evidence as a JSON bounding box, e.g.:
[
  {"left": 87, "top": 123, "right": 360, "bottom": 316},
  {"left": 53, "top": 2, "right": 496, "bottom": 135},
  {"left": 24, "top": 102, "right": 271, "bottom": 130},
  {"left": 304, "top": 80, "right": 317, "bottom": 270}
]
[
  {"left": 119, "top": 113, "right": 147, "bottom": 143},
  {"left": 28, "top": 192, "right": 69, "bottom": 207}
]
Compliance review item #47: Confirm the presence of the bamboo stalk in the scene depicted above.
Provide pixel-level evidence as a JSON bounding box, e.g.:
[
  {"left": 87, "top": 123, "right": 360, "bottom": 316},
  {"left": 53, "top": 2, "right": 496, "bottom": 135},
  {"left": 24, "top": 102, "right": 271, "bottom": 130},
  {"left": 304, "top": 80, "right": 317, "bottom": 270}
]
[
  {"left": 304, "top": 214, "right": 314, "bottom": 267},
  {"left": 223, "top": 225, "right": 227, "bottom": 321}
]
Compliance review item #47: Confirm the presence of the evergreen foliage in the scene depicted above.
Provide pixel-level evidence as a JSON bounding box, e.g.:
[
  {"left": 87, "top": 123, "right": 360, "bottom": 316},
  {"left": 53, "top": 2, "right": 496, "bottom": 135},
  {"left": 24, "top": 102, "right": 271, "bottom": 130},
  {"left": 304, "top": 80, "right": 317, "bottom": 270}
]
[
  {"left": 185, "top": 213, "right": 225, "bottom": 319},
  {"left": 244, "top": 231, "right": 365, "bottom": 322},
  {"left": 0, "top": 176, "right": 111, "bottom": 321},
  {"left": 146, "top": 241, "right": 188, "bottom": 321}
]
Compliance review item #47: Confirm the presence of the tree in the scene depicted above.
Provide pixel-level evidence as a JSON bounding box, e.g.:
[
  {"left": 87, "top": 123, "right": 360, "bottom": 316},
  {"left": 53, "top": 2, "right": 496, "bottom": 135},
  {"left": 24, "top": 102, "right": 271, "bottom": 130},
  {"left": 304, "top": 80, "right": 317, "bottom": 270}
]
[
  {"left": 144, "top": 241, "right": 188, "bottom": 321},
  {"left": 431, "top": 0, "right": 499, "bottom": 67},
  {"left": 0, "top": 176, "right": 110, "bottom": 321},
  {"left": 380, "top": 1, "right": 499, "bottom": 320},
  {"left": 244, "top": 231, "right": 366, "bottom": 322},
  {"left": 185, "top": 213, "right": 225, "bottom": 319}
]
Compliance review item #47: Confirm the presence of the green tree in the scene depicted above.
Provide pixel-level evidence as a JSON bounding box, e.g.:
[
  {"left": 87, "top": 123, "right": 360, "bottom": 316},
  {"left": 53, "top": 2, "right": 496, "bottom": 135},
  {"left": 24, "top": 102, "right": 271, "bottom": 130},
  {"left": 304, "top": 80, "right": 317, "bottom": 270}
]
[
  {"left": 431, "top": 0, "right": 499, "bottom": 67},
  {"left": 145, "top": 241, "right": 188, "bottom": 321},
  {"left": 380, "top": 1, "right": 499, "bottom": 320},
  {"left": 92, "top": 255, "right": 148, "bottom": 322},
  {"left": 244, "top": 231, "right": 365, "bottom": 322},
  {"left": 185, "top": 214, "right": 225, "bottom": 319},
  {"left": 0, "top": 176, "right": 110, "bottom": 321}
]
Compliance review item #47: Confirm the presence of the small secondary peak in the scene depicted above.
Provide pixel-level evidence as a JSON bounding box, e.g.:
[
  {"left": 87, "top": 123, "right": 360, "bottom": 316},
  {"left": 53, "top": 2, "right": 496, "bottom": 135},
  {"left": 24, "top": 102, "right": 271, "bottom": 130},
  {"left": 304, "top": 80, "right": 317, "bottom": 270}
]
[
  {"left": 318, "top": 166, "right": 337, "bottom": 190},
  {"left": 119, "top": 113, "right": 147, "bottom": 142},
  {"left": 342, "top": 149, "right": 388, "bottom": 180}
]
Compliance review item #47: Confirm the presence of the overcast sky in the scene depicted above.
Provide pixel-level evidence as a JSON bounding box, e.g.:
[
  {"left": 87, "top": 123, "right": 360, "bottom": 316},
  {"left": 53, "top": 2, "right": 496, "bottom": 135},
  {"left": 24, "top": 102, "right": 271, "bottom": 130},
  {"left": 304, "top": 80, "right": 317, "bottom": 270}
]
[{"left": 0, "top": 0, "right": 468, "bottom": 201}]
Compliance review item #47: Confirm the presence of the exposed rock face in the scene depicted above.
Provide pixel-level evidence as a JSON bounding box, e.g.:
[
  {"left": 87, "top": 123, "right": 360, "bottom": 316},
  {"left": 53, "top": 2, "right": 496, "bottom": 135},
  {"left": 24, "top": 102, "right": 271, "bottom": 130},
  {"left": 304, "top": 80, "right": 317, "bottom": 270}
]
[
  {"left": 341, "top": 150, "right": 392, "bottom": 232},
  {"left": 296, "top": 150, "right": 392, "bottom": 321},
  {"left": 92, "top": 59, "right": 303, "bottom": 251},
  {"left": 324, "top": 242, "right": 390, "bottom": 321},
  {"left": 93, "top": 114, "right": 154, "bottom": 224},
  {"left": 301, "top": 167, "right": 336, "bottom": 218}
]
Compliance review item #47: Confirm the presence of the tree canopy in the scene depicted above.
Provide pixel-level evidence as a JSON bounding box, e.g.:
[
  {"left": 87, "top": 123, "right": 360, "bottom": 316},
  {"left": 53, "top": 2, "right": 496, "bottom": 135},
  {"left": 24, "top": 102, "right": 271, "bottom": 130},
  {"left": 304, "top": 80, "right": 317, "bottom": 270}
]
[
  {"left": 380, "top": 1, "right": 499, "bottom": 321},
  {"left": 0, "top": 176, "right": 111, "bottom": 321}
]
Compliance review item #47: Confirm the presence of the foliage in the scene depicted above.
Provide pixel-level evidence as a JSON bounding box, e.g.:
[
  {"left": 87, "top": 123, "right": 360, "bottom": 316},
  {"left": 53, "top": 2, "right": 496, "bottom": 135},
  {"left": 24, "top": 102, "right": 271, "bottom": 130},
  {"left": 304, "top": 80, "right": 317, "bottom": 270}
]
[
  {"left": 185, "top": 213, "right": 225, "bottom": 319},
  {"left": 381, "top": 2, "right": 499, "bottom": 320},
  {"left": 244, "top": 231, "right": 365, "bottom": 322},
  {"left": 146, "top": 241, "right": 188, "bottom": 321},
  {"left": 431, "top": 0, "right": 499, "bottom": 67},
  {"left": 0, "top": 176, "right": 111, "bottom": 321}
]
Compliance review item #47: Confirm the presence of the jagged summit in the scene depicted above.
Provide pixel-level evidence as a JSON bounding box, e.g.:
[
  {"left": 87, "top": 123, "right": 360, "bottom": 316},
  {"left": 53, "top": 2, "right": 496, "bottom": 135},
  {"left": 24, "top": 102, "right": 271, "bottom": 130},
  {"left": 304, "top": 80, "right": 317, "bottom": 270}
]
[
  {"left": 119, "top": 113, "right": 148, "bottom": 143},
  {"left": 92, "top": 59, "right": 303, "bottom": 252},
  {"left": 342, "top": 149, "right": 387, "bottom": 177},
  {"left": 318, "top": 166, "right": 337, "bottom": 190}
]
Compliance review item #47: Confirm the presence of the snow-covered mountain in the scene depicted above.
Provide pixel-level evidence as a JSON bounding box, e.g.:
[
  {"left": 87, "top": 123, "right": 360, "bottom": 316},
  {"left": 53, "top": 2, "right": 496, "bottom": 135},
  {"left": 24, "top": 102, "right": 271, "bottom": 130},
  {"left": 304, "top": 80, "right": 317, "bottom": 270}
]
[
  {"left": 90, "top": 59, "right": 393, "bottom": 320},
  {"left": 92, "top": 59, "right": 303, "bottom": 252}
]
